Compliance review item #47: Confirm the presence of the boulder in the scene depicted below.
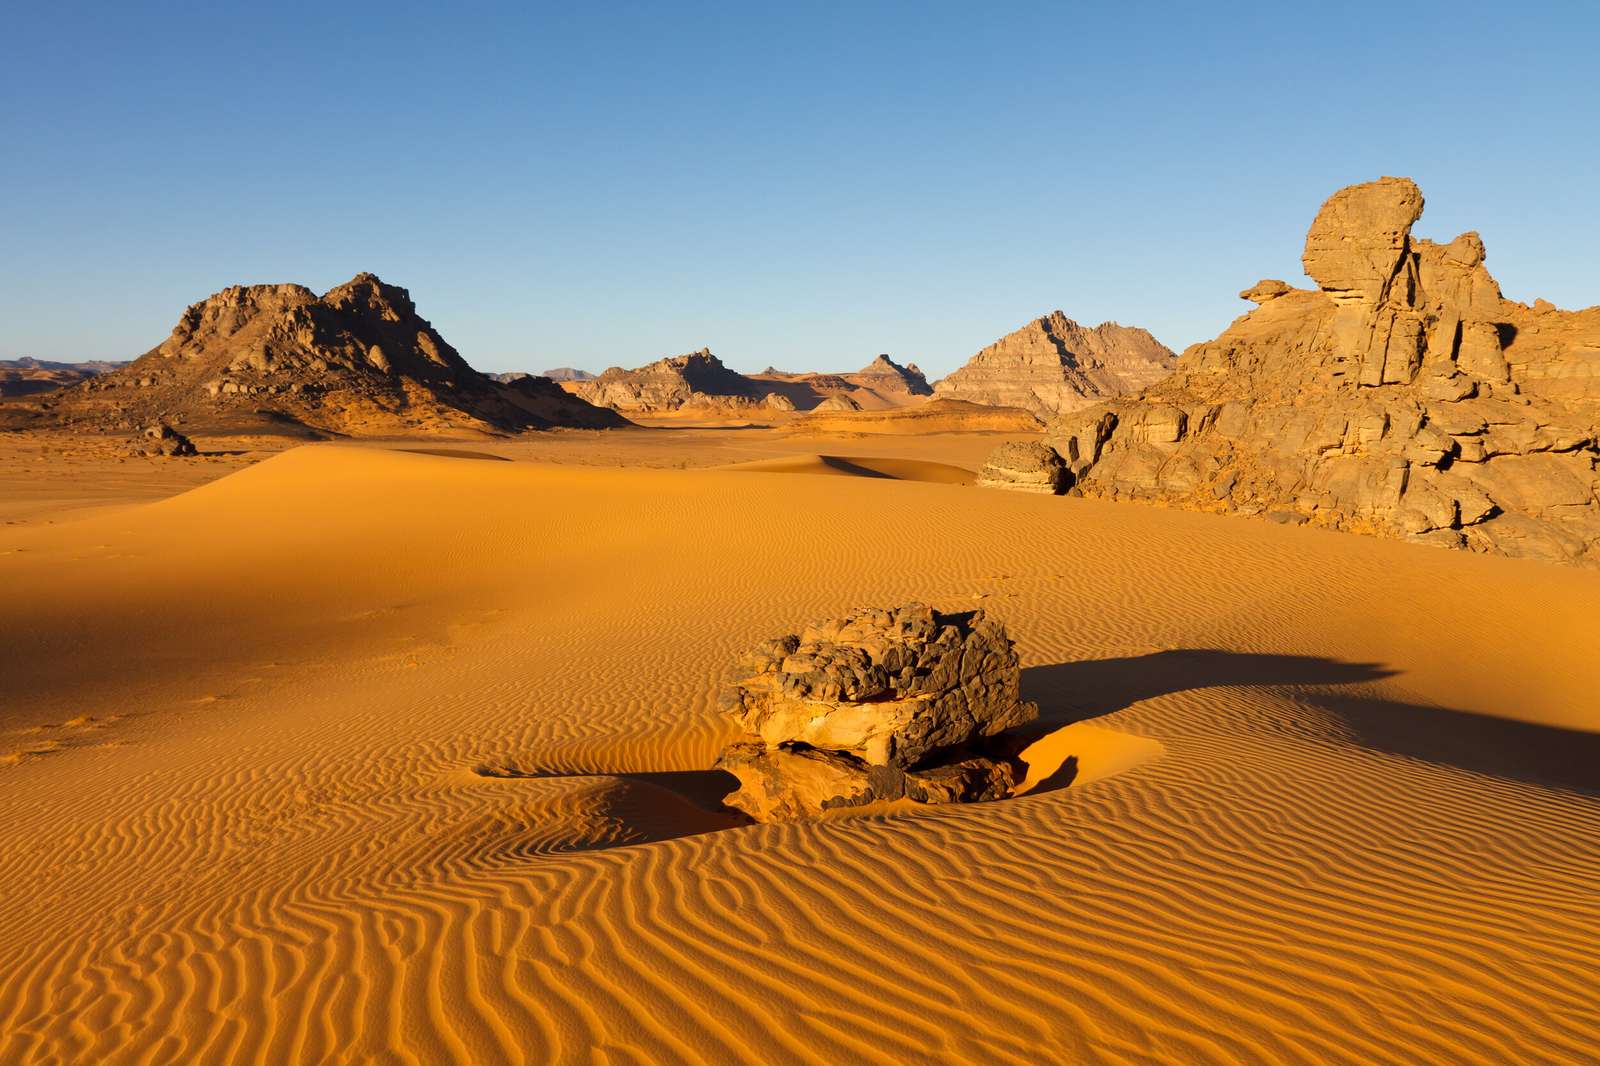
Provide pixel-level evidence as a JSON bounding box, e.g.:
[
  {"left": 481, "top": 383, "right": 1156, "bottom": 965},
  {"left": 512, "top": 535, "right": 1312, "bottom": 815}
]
[
  {"left": 139, "top": 423, "right": 197, "bottom": 457},
  {"left": 977, "top": 441, "right": 1070, "bottom": 494},
  {"left": 716, "top": 604, "right": 1037, "bottom": 821}
]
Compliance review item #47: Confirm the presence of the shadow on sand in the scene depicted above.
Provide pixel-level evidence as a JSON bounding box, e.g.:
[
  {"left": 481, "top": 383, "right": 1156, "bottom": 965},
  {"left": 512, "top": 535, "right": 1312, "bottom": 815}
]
[{"left": 1020, "top": 649, "right": 1599, "bottom": 797}]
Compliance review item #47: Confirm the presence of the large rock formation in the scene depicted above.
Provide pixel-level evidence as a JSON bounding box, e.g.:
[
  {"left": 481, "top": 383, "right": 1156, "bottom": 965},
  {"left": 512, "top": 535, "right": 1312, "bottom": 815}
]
[
  {"left": 1048, "top": 177, "right": 1600, "bottom": 566},
  {"left": 0, "top": 275, "right": 626, "bottom": 436},
  {"left": 716, "top": 604, "right": 1037, "bottom": 821},
  {"left": 977, "top": 441, "right": 1069, "bottom": 495},
  {"left": 935, "top": 313, "right": 1177, "bottom": 418}
]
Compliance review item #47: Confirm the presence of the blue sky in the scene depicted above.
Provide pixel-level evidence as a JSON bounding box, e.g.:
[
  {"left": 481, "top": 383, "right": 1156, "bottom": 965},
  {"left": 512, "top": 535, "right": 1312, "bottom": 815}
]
[{"left": 2, "top": 2, "right": 1596, "bottom": 377}]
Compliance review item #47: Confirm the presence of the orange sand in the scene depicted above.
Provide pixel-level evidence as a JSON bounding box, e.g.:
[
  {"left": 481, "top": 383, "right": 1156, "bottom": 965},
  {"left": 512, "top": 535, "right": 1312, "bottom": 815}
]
[{"left": 1, "top": 439, "right": 1597, "bottom": 1063}]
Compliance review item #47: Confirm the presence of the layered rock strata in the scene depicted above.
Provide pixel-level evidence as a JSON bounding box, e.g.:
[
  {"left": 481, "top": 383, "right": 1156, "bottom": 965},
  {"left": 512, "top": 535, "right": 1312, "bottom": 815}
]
[{"left": 935, "top": 314, "right": 1176, "bottom": 418}]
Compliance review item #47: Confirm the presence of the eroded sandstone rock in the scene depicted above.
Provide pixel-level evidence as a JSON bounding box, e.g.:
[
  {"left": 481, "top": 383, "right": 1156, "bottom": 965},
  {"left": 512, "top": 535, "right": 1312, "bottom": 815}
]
[
  {"left": 716, "top": 604, "right": 1037, "bottom": 821},
  {"left": 1047, "top": 177, "right": 1600, "bottom": 566},
  {"left": 977, "top": 441, "right": 1070, "bottom": 494}
]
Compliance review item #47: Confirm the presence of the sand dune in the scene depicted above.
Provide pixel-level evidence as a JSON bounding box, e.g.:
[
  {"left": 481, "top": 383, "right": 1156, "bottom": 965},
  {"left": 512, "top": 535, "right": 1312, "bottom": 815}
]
[{"left": 2, "top": 443, "right": 1597, "bottom": 1063}]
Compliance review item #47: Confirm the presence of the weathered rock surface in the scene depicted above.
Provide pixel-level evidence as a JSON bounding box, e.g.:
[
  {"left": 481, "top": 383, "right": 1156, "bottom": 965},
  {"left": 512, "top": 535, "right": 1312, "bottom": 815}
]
[
  {"left": 978, "top": 441, "right": 1069, "bottom": 494},
  {"left": 1047, "top": 177, "right": 1600, "bottom": 566},
  {"left": 0, "top": 275, "right": 627, "bottom": 437},
  {"left": 935, "top": 313, "right": 1177, "bottom": 418},
  {"left": 138, "top": 423, "right": 196, "bottom": 457},
  {"left": 716, "top": 604, "right": 1037, "bottom": 821}
]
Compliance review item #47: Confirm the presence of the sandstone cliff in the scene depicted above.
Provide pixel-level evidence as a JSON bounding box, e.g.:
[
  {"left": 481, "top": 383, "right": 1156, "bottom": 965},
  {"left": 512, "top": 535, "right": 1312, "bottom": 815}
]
[
  {"left": 935, "top": 313, "right": 1176, "bottom": 417},
  {"left": 1048, "top": 177, "right": 1600, "bottom": 566},
  {"left": 0, "top": 274, "right": 625, "bottom": 436}
]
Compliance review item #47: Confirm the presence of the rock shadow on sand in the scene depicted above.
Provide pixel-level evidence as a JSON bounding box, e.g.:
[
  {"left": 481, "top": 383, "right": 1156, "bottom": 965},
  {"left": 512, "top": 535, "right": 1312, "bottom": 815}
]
[{"left": 1019, "top": 649, "right": 1600, "bottom": 797}]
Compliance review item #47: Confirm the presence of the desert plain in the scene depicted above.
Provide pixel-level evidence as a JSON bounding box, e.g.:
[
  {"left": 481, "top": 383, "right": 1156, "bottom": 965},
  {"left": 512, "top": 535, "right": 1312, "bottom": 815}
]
[{"left": 1, "top": 415, "right": 1597, "bottom": 1064}]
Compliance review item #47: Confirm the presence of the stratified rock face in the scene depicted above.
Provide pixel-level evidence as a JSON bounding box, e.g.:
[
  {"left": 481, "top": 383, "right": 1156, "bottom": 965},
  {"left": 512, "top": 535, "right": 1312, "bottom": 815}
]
[
  {"left": 3, "top": 275, "right": 626, "bottom": 436},
  {"left": 715, "top": 604, "right": 1037, "bottom": 821},
  {"left": 849, "top": 354, "right": 933, "bottom": 397},
  {"left": 570, "top": 349, "right": 762, "bottom": 413},
  {"left": 978, "top": 441, "right": 1069, "bottom": 495},
  {"left": 935, "top": 313, "right": 1177, "bottom": 418},
  {"left": 1047, "top": 177, "right": 1600, "bottom": 566}
]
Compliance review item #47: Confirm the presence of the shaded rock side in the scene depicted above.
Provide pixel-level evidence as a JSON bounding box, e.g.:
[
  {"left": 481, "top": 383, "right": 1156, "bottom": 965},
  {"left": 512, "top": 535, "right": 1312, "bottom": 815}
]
[
  {"left": 715, "top": 603, "right": 1037, "bottom": 821},
  {"left": 1046, "top": 177, "right": 1600, "bottom": 566},
  {"left": 934, "top": 313, "right": 1177, "bottom": 418},
  {"left": 1, "top": 274, "right": 627, "bottom": 437},
  {"left": 846, "top": 354, "right": 933, "bottom": 397},
  {"left": 717, "top": 741, "right": 1020, "bottom": 823},
  {"left": 977, "top": 441, "right": 1069, "bottom": 494}
]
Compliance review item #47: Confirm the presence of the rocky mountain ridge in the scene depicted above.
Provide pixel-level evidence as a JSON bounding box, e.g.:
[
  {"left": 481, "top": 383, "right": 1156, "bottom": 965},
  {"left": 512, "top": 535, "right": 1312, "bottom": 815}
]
[{"left": 0, "top": 274, "right": 625, "bottom": 436}]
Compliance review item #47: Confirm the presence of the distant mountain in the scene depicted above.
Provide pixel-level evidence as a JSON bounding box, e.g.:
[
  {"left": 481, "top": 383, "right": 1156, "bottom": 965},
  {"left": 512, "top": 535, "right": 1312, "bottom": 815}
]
[
  {"left": 934, "top": 313, "right": 1176, "bottom": 417},
  {"left": 844, "top": 354, "right": 932, "bottom": 397},
  {"left": 0, "top": 275, "right": 626, "bottom": 435},
  {"left": 542, "top": 367, "right": 595, "bottom": 381},
  {"left": 567, "top": 349, "right": 936, "bottom": 415},
  {"left": 0, "top": 357, "right": 127, "bottom": 397}
]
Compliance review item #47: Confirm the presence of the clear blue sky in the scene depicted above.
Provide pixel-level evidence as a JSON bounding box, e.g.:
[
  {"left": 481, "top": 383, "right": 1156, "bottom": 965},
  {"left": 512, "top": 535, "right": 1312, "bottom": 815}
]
[{"left": 3, "top": 2, "right": 1596, "bottom": 378}]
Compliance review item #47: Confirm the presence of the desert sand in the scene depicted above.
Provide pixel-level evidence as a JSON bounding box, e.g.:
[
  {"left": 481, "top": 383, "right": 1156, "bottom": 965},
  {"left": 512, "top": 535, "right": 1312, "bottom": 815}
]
[{"left": 2, "top": 430, "right": 1597, "bottom": 1064}]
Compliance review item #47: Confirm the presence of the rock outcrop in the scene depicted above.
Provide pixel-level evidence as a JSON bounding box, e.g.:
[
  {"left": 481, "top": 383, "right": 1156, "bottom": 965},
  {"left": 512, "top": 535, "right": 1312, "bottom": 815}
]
[
  {"left": 0, "top": 275, "right": 627, "bottom": 436},
  {"left": 716, "top": 604, "right": 1037, "bottom": 822},
  {"left": 935, "top": 313, "right": 1177, "bottom": 418},
  {"left": 1047, "top": 177, "right": 1600, "bottom": 566},
  {"left": 977, "top": 441, "right": 1069, "bottom": 494},
  {"left": 137, "top": 423, "right": 196, "bottom": 457}
]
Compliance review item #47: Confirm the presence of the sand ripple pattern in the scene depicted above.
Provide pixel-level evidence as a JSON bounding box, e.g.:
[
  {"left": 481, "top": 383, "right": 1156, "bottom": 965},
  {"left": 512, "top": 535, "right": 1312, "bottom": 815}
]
[{"left": 1, "top": 446, "right": 1597, "bottom": 1064}]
